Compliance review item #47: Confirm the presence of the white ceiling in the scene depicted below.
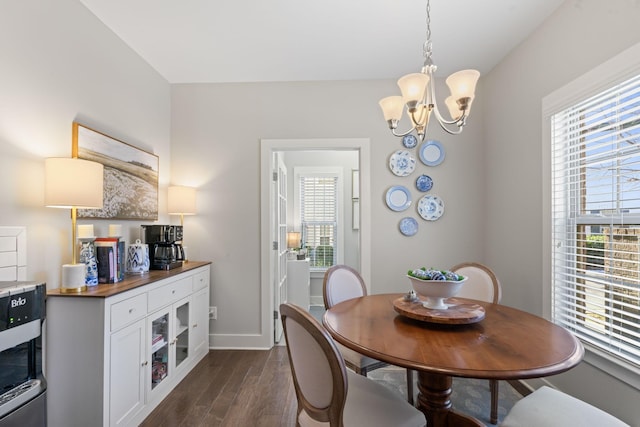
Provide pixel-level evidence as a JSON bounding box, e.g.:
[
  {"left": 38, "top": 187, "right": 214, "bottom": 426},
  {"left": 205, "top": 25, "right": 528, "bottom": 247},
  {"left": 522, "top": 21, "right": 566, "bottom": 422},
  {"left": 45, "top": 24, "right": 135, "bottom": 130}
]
[{"left": 79, "top": 0, "right": 564, "bottom": 84}]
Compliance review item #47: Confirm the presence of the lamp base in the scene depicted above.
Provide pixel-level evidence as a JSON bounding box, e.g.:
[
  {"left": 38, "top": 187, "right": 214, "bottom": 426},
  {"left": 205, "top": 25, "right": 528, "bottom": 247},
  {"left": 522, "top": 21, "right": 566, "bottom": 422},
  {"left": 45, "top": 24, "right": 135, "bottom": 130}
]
[
  {"left": 61, "top": 263, "right": 87, "bottom": 293},
  {"left": 60, "top": 285, "right": 88, "bottom": 293}
]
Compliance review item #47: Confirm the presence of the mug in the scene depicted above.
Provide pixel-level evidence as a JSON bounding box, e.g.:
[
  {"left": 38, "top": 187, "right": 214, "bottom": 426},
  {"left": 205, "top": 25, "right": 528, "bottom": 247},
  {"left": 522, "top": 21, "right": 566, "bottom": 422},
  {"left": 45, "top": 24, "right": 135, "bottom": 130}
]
[{"left": 127, "top": 239, "right": 150, "bottom": 273}]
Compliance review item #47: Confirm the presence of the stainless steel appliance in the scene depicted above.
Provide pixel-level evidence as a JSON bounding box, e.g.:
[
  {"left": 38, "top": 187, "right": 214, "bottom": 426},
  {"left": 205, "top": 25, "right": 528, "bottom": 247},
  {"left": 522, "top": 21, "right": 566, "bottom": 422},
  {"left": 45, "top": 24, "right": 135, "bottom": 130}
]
[
  {"left": 0, "top": 281, "right": 47, "bottom": 427},
  {"left": 141, "top": 225, "right": 184, "bottom": 270}
]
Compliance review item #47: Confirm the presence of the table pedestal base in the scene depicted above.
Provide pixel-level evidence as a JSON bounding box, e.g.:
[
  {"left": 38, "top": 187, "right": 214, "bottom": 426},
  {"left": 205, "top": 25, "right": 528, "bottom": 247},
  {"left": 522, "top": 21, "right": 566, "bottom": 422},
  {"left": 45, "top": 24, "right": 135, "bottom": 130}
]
[{"left": 416, "top": 372, "right": 484, "bottom": 427}]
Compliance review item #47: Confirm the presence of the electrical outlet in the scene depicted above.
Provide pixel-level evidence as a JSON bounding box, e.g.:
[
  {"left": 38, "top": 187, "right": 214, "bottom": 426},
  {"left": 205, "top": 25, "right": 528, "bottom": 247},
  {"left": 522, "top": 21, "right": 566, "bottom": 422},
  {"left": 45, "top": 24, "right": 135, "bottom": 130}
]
[{"left": 209, "top": 306, "right": 217, "bottom": 320}]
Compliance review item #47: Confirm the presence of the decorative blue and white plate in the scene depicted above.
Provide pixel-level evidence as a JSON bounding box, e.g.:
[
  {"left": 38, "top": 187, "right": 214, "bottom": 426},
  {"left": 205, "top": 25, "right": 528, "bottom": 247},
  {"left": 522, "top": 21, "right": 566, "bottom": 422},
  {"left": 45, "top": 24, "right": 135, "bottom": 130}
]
[
  {"left": 419, "top": 140, "right": 445, "bottom": 166},
  {"left": 402, "top": 134, "right": 418, "bottom": 149},
  {"left": 417, "top": 195, "right": 445, "bottom": 221},
  {"left": 399, "top": 217, "right": 418, "bottom": 236},
  {"left": 389, "top": 150, "right": 416, "bottom": 177},
  {"left": 416, "top": 174, "right": 433, "bottom": 192},
  {"left": 385, "top": 186, "right": 412, "bottom": 212}
]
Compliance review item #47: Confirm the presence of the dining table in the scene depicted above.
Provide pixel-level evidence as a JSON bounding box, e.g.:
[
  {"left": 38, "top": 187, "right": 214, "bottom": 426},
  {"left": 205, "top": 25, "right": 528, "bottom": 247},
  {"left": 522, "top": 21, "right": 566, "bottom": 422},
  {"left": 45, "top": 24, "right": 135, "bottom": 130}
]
[{"left": 322, "top": 293, "right": 584, "bottom": 427}]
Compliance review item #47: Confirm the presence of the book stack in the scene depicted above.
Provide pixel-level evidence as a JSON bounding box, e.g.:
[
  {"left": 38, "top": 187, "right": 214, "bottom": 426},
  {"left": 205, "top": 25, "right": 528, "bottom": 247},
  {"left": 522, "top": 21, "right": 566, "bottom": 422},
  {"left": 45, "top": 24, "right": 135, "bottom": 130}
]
[{"left": 95, "top": 237, "right": 126, "bottom": 284}]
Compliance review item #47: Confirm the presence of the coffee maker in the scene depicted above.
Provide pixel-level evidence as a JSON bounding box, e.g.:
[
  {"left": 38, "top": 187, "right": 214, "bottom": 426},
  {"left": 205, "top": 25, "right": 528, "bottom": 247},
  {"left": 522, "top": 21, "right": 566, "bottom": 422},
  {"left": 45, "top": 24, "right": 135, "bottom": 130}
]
[{"left": 141, "top": 225, "right": 184, "bottom": 270}]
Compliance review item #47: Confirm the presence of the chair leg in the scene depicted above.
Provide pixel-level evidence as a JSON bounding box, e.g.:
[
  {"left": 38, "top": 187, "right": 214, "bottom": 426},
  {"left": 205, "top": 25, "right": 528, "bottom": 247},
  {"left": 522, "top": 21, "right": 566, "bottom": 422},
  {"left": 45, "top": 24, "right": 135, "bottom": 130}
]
[
  {"left": 406, "top": 369, "right": 414, "bottom": 405},
  {"left": 490, "top": 379, "right": 499, "bottom": 424}
]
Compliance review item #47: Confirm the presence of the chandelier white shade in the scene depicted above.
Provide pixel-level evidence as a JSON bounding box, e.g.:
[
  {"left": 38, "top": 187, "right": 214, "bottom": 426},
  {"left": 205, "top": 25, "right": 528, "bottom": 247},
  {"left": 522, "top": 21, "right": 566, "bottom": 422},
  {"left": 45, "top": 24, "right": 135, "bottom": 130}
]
[{"left": 379, "top": 0, "right": 480, "bottom": 141}]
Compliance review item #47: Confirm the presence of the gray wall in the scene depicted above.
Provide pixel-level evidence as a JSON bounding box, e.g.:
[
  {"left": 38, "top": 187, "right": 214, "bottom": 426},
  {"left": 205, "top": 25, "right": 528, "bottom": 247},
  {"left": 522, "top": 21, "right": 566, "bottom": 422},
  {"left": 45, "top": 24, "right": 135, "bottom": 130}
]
[
  {"left": 170, "top": 80, "right": 485, "bottom": 345},
  {"left": 484, "top": 0, "right": 640, "bottom": 423},
  {"left": 0, "top": 0, "right": 170, "bottom": 289}
]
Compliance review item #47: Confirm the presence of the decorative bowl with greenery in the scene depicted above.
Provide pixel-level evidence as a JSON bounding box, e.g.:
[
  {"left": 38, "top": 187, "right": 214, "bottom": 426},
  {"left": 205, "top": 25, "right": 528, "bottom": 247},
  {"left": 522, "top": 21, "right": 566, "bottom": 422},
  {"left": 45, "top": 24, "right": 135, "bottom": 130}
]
[{"left": 407, "top": 267, "right": 467, "bottom": 309}]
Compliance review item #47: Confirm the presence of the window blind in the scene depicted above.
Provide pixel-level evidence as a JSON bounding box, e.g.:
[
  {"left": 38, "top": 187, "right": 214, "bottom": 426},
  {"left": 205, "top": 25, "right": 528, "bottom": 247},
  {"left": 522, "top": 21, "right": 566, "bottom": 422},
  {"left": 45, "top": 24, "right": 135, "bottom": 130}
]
[
  {"left": 300, "top": 176, "right": 338, "bottom": 269},
  {"left": 551, "top": 73, "right": 640, "bottom": 365}
]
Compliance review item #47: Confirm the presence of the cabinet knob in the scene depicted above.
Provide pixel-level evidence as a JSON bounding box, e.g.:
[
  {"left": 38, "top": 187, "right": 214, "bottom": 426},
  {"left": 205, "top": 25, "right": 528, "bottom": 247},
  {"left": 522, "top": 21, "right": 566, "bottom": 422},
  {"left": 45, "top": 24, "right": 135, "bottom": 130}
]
[
  {"left": 142, "top": 361, "right": 148, "bottom": 366},
  {"left": 129, "top": 308, "right": 134, "bottom": 314},
  {"left": 192, "top": 323, "right": 198, "bottom": 328}
]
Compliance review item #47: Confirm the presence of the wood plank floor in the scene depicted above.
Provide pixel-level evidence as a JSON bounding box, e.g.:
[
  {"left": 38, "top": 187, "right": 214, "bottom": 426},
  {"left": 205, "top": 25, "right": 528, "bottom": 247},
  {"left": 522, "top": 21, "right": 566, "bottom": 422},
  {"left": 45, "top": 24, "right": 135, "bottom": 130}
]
[{"left": 140, "top": 347, "right": 298, "bottom": 427}]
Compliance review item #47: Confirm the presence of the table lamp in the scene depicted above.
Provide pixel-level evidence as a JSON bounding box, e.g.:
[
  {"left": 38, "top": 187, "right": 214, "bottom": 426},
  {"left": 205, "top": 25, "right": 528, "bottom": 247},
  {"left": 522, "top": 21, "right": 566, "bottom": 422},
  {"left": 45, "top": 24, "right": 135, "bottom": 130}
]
[
  {"left": 286, "top": 231, "right": 301, "bottom": 260},
  {"left": 168, "top": 185, "right": 196, "bottom": 261},
  {"left": 45, "top": 157, "right": 103, "bottom": 293},
  {"left": 286, "top": 232, "right": 301, "bottom": 250}
]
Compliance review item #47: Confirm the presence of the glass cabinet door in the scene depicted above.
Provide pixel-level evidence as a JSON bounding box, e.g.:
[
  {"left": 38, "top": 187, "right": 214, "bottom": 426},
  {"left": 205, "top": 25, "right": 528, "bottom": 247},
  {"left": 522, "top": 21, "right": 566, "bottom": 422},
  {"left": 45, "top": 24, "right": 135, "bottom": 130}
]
[
  {"left": 150, "top": 310, "right": 170, "bottom": 390},
  {"left": 174, "top": 299, "right": 190, "bottom": 369}
]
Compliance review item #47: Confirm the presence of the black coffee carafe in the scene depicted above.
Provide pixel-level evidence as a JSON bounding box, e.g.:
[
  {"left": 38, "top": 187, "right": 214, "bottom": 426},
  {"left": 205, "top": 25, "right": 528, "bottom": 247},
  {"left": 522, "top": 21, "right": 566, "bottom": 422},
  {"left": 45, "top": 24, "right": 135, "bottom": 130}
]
[{"left": 153, "top": 242, "right": 177, "bottom": 269}]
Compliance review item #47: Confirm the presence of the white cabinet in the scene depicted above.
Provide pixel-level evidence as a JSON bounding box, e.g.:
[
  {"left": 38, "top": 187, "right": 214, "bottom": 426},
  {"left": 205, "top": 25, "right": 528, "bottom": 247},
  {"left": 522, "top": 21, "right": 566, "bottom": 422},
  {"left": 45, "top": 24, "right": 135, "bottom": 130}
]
[
  {"left": 46, "top": 263, "right": 211, "bottom": 427},
  {"left": 287, "top": 259, "right": 310, "bottom": 309},
  {"left": 110, "top": 318, "right": 146, "bottom": 426}
]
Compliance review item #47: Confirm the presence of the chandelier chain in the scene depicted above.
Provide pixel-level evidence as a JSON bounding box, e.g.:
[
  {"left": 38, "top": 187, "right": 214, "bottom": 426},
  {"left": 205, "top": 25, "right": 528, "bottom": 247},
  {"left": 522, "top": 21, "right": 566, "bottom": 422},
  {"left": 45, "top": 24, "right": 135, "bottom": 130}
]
[{"left": 423, "top": 0, "right": 433, "bottom": 66}]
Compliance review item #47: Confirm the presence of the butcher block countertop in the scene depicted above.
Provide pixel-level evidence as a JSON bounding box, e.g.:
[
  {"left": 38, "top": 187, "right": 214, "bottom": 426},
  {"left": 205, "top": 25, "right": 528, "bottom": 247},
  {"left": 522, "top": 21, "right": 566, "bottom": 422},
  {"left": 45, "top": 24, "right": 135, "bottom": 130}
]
[{"left": 46, "top": 261, "right": 211, "bottom": 298}]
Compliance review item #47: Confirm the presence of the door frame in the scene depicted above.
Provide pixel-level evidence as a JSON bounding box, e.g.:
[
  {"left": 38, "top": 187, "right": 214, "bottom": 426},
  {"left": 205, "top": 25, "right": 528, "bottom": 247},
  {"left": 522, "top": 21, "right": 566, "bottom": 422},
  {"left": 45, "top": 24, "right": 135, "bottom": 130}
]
[{"left": 260, "top": 138, "right": 371, "bottom": 348}]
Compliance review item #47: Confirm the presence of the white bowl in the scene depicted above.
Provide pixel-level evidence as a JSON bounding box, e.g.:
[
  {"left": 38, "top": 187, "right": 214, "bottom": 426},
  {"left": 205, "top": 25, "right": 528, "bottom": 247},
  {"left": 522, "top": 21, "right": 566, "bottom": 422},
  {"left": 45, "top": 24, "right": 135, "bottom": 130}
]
[{"left": 407, "top": 275, "right": 467, "bottom": 309}]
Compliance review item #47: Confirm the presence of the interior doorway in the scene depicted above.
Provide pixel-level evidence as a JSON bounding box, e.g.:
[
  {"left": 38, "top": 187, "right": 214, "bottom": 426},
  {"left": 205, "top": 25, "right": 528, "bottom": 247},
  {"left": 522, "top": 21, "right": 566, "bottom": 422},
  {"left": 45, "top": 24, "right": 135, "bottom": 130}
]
[{"left": 260, "top": 138, "right": 371, "bottom": 348}]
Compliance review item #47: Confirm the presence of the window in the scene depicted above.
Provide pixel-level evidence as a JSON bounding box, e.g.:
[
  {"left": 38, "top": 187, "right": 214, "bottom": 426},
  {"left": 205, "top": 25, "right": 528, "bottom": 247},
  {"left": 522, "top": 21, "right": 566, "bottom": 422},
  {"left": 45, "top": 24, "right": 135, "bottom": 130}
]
[
  {"left": 550, "top": 72, "right": 640, "bottom": 367},
  {"left": 296, "top": 168, "right": 342, "bottom": 271}
]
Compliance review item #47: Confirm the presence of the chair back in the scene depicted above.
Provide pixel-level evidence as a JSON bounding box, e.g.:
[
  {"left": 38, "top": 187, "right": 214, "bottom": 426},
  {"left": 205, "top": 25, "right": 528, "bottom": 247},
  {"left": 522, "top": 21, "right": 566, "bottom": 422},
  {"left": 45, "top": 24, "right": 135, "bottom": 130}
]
[
  {"left": 280, "top": 303, "right": 347, "bottom": 425},
  {"left": 323, "top": 265, "right": 367, "bottom": 309},
  {"left": 450, "top": 262, "right": 502, "bottom": 304}
]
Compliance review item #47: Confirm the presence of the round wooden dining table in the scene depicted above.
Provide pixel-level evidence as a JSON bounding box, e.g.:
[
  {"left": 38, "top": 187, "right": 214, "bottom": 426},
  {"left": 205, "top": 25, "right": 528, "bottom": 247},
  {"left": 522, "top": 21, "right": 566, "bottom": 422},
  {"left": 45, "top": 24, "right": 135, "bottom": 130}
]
[{"left": 322, "top": 293, "right": 584, "bottom": 427}]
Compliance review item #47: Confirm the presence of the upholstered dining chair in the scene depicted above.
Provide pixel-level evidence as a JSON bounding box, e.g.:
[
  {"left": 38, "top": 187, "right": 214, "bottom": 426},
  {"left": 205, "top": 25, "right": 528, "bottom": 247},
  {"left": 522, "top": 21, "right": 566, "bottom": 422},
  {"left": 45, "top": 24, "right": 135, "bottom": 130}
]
[
  {"left": 280, "top": 303, "right": 426, "bottom": 427},
  {"left": 500, "top": 386, "right": 629, "bottom": 427},
  {"left": 323, "top": 265, "right": 415, "bottom": 404},
  {"left": 450, "top": 261, "right": 502, "bottom": 424}
]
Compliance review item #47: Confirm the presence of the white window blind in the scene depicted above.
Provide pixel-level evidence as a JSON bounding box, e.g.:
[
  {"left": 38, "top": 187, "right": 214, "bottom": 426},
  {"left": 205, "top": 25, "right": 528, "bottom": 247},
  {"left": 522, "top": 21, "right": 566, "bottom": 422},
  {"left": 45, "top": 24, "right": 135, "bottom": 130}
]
[
  {"left": 551, "top": 73, "right": 640, "bottom": 366},
  {"left": 300, "top": 175, "right": 338, "bottom": 269}
]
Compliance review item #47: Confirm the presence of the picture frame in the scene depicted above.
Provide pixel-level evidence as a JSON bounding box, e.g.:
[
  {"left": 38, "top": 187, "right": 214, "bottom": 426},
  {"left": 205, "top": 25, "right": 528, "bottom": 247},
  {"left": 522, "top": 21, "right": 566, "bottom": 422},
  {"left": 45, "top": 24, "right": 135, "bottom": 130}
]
[{"left": 73, "top": 122, "right": 159, "bottom": 220}]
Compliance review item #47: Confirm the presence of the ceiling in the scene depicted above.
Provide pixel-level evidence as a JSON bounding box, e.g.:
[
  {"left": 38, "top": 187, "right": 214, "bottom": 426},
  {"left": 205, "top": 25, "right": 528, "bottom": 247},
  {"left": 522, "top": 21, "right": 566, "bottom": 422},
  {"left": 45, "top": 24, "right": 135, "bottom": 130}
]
[{"left": 79, "top": 0, "right": 564, "bottom": 84}]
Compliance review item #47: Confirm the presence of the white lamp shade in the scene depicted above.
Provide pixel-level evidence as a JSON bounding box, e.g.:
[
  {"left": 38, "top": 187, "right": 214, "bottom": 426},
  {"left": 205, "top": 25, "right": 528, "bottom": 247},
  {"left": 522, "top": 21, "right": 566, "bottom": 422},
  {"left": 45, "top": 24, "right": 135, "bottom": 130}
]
[
  {"left": 446, "top": 69, "right": 480, "bottom": 100},
  {"left": 45, "top": 158, "right": 103, "bottom": 209},
  {"left": 444, "top": 96, "right": 460, "bottom": 119},
  {"left": 286, "top": 231, "right": 301, "bottom": 249},
  {"left": 379, "top": 96, "right": 405, "bottom": 121},
  {"left": 168, "top": 185, "right": 197, "bottom": 215},
  {"left": 397, "top": 73, "right": 430, "bottom": 105}
]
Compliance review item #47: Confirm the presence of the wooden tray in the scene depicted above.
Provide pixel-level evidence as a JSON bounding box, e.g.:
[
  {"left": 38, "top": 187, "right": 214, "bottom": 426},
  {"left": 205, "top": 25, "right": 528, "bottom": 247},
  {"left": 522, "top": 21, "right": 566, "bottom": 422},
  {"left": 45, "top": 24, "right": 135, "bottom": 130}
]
[{"left": 393, "top": 297, "right": 485, "bottom": 325}]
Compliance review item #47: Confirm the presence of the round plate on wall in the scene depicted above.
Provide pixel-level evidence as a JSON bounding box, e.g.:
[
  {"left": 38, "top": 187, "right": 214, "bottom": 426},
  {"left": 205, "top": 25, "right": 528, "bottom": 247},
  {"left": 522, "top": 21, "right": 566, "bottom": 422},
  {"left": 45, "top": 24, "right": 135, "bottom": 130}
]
[
  {"left": 389, "top": 150, "right": 416, "bottom": 177},
  {"left": 399, "top": 217, "right": 419, "bottom": 236},
  {"left": 416, "top": 174, "right": 433, "bottom": 192},
  {"left": 417, "top": 195, "right": 444, "bottom": 221},
  {"left": 419, "top": 140, "right": 445, "bottom": 166},
  {"left": 385, "top": 186, "right": 412, "bottom": 212},
  {"left": 402, "top": 134, "right": 418, "bottom": 149}
]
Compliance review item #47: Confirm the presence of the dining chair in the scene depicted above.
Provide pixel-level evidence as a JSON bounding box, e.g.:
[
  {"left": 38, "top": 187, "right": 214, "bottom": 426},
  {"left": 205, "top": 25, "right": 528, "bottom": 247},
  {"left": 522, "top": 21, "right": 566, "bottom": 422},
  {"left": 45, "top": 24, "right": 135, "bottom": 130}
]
[
  {"left": 500, "top": 386, "right": 629, "bottom": 426},
  {"left": 450, "top": 261, "right": 502, "bottom": 424},
  {"left": 280, "top": 303, "right": 426, "bottom": 427},
  {"left": 323, "top": 265, "right": 415, "bottom": 404}
]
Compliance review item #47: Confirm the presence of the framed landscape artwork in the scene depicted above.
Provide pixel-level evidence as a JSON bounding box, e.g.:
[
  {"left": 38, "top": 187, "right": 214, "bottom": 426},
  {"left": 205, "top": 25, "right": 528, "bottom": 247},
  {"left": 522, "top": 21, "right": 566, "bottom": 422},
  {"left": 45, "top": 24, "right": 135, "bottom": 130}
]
[{"left": 73, "top": 122, "right": 159, "bottom": 220}]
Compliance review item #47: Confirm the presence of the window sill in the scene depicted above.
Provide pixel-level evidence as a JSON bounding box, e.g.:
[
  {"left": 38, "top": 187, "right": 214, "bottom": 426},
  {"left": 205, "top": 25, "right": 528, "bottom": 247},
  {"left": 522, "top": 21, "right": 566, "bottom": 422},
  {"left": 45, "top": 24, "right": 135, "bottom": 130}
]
[{"left": 582, "top": 342, "right": 640, "bottom": 391}]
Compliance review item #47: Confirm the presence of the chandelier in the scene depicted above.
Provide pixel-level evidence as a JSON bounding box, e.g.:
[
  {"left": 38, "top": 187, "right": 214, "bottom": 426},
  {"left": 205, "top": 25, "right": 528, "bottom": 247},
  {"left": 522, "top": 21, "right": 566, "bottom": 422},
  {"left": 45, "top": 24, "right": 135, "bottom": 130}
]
[{"left": 379, "top": 0, "right": 480, "bottom": 141}]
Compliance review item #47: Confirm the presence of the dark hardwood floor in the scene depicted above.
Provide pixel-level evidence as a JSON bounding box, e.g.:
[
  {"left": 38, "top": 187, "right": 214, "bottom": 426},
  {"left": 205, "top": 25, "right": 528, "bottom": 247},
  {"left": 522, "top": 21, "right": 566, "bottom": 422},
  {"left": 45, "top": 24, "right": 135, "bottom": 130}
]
[
  {"left": 140, "top": 347, "right": 298, "bottom": 427},
  {"left": 141, "top": 347, "right": 529, "bottom": 426}
]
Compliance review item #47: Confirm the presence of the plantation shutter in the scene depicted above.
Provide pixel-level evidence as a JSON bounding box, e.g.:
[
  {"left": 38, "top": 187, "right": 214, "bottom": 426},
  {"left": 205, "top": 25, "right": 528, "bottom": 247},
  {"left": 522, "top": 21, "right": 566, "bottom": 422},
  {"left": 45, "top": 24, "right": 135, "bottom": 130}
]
[
  {"left": 551, "top": 73, "right": 640, "bottom": 365},
  {"left": 300, "top": 176, "right": 338, "bottom": 269}
]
